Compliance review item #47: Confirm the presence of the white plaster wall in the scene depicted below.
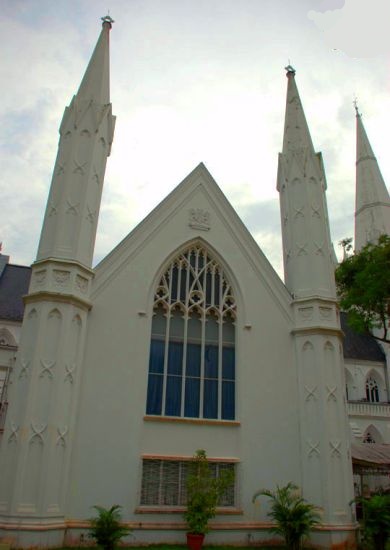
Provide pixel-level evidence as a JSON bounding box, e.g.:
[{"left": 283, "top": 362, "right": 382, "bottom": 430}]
[{"left": 66, "top": 175, "right": 301, "bottom": 526}]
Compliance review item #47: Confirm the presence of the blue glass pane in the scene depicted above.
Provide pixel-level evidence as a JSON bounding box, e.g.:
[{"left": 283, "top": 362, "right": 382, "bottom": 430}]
[
  {"left": 171, "top": 266, "right": 178, "bottom": 302},
  {"left": 214, "top": 273, "right": 220, "bottom": 306},
  {"left": 180, "top": 269, "right": 188, "bottom": 302},
  {"left": 170, "top": 310, "right": 184, "bottom": 338},
  {"left": 203, "top": 379, "right": 218, "bottom": 418},
  {"left": 146, "top": 374, "right": 163, "bottom": 414},
  {"left": 184, "top": 377, "right": 200, "bottom": 417},
  {"left": 205, "top": 271, "right": 212, "bottom": 306},
  {"left": 222, "top": 347, "right": 235, "bottom": 380},
  {"left": 198, "top": 252, "right": 204, "bottom": 270},
  {"left": 186, "top": 343, "right": 201, "bottom": 376},
  {"left": 151, "top": 307, "right": 166, "bottom": 336},
  {"left": 168, "top": 341, "right": 183, "bottom": 375},
  {"left": 222, "top": 317, "right": 235, "bottom": 343},
  {"left": 205, "top": 345, "right": 218, "bottom": 378},
  {"left": 165, "top": 375, "right": 182, "bottom": 416},
  {"left": 222, "top": 381, "right": 235, "bottom": 420},
  {"left": 149, "top": 340, "right": 165, "bottom": 374}
]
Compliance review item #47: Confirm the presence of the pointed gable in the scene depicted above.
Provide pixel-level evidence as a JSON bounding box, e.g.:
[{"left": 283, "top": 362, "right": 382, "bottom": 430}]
[{"left": 92, "top": 163, "right": 292, "bottom": 319}]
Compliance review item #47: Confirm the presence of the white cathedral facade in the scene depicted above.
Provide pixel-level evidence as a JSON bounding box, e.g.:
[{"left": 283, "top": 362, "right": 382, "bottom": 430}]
[{"left": 0, "top": 18, "right": 389, "bottom": 549}]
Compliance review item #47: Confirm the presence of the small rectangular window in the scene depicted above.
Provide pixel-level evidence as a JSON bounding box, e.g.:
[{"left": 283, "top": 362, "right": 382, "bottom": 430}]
[{"left": 140, "top": 458, "right": 236, "bottom": 507}]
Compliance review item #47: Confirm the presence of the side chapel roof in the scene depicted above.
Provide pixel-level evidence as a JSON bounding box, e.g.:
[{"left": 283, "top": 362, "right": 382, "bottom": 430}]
[
  {"left": 340, "top": 311, "right": 385, "bottom": 362},
  {"left": 0, "top": 256, "right": 31, "bottom": 322}
]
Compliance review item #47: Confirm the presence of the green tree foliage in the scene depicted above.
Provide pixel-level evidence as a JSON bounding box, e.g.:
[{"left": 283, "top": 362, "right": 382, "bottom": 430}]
[
  {"left": 89, "top": 505, "right": 131, "bottom": 550},
  {"left": 354, "top": 494, "right": 390, "bottom": 550},
  {"left": 252, "top": 482, "right": 321, "bottom": 550},
  {"left": 336, "top": 235, "right": 390, "bottom": 343},
  {"left": 184, "top": 449, "right": 234, "bottom": 535}
]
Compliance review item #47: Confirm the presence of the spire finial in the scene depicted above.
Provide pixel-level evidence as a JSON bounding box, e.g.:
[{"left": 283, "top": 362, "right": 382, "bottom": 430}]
[
  {"left": 353, "top": 97, "right": 361, "bottom": 117},
  {"left": 285, "top": 63, "right": 296, "bottom": 77},
  {"left": 101, "top": 14, "right": 114, "bottom": 27}
]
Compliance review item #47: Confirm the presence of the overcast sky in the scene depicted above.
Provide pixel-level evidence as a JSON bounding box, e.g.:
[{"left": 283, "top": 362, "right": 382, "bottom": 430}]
[{"left": 1, "top": 0, "right": 390, "bottom": 278}]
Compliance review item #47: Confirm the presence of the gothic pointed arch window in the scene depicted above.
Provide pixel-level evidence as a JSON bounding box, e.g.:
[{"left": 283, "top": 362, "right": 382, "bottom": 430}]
[
  {"left": 363, "top": 425, "right": 383, "bottom": 444},
  {"left": 365, "top": 375, "right": 380, "bottom": 403},
  {"left": 146, "top": 244, "right": 236, "bottom": 420}
]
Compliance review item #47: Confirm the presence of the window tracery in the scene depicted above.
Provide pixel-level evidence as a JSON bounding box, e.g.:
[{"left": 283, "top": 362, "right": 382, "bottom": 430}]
[
  {"left": 365, "top": 376, "right": 380, "bottom": 403},
  {"left": 146, "top": 245, "right": 236, "bottom": 420}
]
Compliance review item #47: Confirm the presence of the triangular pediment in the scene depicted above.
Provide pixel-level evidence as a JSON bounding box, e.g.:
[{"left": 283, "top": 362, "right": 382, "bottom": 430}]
[{"left": 93, "top": 163, "right": 292, "bottom": 318}]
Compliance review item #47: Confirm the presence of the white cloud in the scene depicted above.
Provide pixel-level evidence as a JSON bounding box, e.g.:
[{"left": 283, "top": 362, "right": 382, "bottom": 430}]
[
  {"left": 1, "top": 0, "right": 389, "bottom": 280},
  {"left": 308, "top": 0, "right": 390, "bottom": 58}
]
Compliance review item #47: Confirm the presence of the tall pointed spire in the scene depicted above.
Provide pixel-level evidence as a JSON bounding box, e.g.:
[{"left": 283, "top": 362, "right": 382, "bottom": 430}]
[
  {"left": 0, "top": 19, "right": 115, "bottom": 542},
  {"left": 282, "top": 65, "right": 315, "bottom": 156},
  {"left": 354, "top": 107, "right": 390, "bottom": 250},
  {"left": 77, "top": 15, "right": 113, "bottom": 104},
  {"left": 277, "top": 66, "right": 335, "bottom": 299},
  {"left": 37, "top": 16, "right": 115, "bottom": 266},
  {"left": 277, "top": 68, "right": 355, "bottom": 544}
]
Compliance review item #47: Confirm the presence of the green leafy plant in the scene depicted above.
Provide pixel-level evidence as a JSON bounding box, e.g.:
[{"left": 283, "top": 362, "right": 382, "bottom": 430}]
[
  {"left": 353, "top": 494, "right": 390, "bottom": 550},
  {"left": 184, "top": 449, "right": 234, "bottom": 535},
  {"left": 252, "top": 482, "right": 321, "bottom": 550},
  {"left": 336, "top": 234, "right": 390, "bottom": 343},
  {"left": 89, "top": 504, "right": 131, "bottom": 550}
]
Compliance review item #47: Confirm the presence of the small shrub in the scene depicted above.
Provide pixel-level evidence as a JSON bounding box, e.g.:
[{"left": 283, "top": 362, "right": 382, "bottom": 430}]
[
  {"left": 89, "top": 504, "right": 131, "bottom": 550},
  {"left": 252, "top": 482, "right": 321, "bottom": 550}
]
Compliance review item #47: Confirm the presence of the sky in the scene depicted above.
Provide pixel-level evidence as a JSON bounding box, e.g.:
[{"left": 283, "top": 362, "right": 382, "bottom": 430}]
[{"left": 1, "top": 0, "right": 390, "bottom": 278}]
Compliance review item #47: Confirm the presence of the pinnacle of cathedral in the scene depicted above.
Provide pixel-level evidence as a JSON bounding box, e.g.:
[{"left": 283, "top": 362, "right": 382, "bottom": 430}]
[
  {"left": 36, "top": 16, "right": 116, "bottom": 268},
  {"left": 278, "top": 66, "right": 336, "bottom": 300},
  {"left": 355, "top": 105, "right": 390, "bottom": 251},
  {"left": 282, "top": 65, "right": 315, "bottom": 155},
  {"left": 77, "top": 15, "right": 113, "bottom": 105}
]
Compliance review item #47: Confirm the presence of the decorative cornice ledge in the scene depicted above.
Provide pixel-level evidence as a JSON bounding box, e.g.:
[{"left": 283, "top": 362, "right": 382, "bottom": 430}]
[
  {"left": 292, "top": 296, "right": 339, "bottom": 306},
  {"left": 291, "top": 326, "right": 343, "bottom": 338},
  {"left": 134, "top": 506, "right": 243, "bottom": 515},
  {"left": 144, "top": 415, "right": 240, "bottom": 427},
  {"left": 142, "top": 453, "right": 240, "bottom": 462},
  {"left": 0, "top": 520, "right": 358, "bottom": 533},
  {"left": 32, "top": 258, "right": 95, "bottom": 278},
  {"left": 23, "top": 291, "right": 92, "bottom": 311}
]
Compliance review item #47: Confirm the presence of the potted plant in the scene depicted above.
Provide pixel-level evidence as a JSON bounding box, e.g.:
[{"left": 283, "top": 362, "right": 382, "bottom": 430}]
[
  {"left": 184, "top": 449, "right": 234, "bottom": 550},
  {"left": 252, "top": 482, "right": 321, "bottom": 550},
  {"left": 89, "top": 504, "right": 131, "bottom": 550}
]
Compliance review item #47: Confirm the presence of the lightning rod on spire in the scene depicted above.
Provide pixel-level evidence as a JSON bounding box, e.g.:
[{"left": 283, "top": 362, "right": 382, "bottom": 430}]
[
  {"left": 101, "top": 14, "right": 114, "bottom": 27},
  {"left": 353, "top": 97, "right": 361, "bottom": 117},
  {"left": 285, "top": 63, "right": 296, "bottom": 76}
]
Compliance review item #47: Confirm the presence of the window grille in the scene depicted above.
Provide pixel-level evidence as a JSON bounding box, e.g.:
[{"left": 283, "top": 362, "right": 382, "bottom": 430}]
[
  {"left": 140, "top": 458, "right": 235, "bottom": 507},
  {"left": 146, "top": 245, "right": 236, "bottom": 420}
]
